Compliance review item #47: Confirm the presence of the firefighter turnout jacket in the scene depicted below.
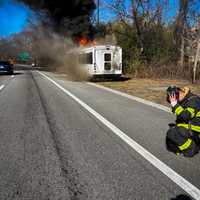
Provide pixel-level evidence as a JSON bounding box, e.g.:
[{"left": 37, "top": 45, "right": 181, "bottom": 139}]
[{"left": 172, "top": 91, "right": 200, "bottom": 141}]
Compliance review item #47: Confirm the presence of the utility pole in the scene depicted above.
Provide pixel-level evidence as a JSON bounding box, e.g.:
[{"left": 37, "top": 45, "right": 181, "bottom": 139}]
[{"left": 97, "top": 0, "right": 100, "bottom": 26}]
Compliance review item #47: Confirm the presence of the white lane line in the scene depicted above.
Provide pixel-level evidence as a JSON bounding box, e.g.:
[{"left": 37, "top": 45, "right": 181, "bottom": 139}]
[
  {"left": 0, "top": 84, "right": 5, "bottom": 91},
  {"left": 88, "top": 82, "right": 171, "bottom": 113},
  {"left": 37, "top": 71, "right": 200, "bottom": 200}
]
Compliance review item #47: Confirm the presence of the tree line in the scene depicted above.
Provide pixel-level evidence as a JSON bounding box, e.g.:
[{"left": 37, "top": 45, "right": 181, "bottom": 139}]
[
  {"left": 1, "top": 0, "right": 200, "bottom": 82},
  {"left": 95, "top": 0, "right": 200, "bottom": 82}
]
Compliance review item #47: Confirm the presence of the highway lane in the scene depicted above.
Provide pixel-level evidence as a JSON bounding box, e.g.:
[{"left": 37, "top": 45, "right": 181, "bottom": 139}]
[
  {"left": 0, "top": 73, "right": 14, "bottom": 88},
  {"left": 33, "top": 71, "right": 200, "bottom": 198},
  {"left": 0, "top": 70, "right": 198, "bottom": 199},
  {"left": 37, "top": 71, "right": 200, "bottom": 198},
  {"left": 0, "top": 63, "right": 28, "bottom": 87},
  {"left": 43, "top": 71, "right": 200, "bottom": 188},
  {"left": 0, "top": 71, "right": 70, "bottom": 200}
]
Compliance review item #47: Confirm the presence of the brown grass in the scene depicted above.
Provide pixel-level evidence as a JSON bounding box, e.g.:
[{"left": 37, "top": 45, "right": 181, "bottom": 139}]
[{"left": 98, "top": 77, "right": 200, "bottom": 107}]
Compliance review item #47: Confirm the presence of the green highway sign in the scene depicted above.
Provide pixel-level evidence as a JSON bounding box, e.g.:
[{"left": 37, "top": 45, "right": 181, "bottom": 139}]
[{"left": 19, "top": 52, "right": 29, "bottom": 61}]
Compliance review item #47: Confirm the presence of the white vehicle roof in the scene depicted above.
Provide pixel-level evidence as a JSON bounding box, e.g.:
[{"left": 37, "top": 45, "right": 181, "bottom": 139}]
[{"left": 67, "top": 45, "right": 121, "bottom": 54}]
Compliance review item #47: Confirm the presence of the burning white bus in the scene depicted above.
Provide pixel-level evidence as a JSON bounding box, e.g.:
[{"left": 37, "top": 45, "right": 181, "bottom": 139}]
[{"left": 68, "top": 45, "right": 122, "bottom": 78}]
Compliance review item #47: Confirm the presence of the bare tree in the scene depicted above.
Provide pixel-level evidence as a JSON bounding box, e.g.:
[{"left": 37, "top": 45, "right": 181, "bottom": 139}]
[
  {"left": 102, "top": 0, "right": 168, "bottom": 48},
  {"left": 190, "top": 20, "right": 200, "bottom": 83},
  {"left": 193, "top": 36, "right": 200, "bottom": 83},
  {"left": 174, "top": 0, "right": 189, "bottom": 68}
]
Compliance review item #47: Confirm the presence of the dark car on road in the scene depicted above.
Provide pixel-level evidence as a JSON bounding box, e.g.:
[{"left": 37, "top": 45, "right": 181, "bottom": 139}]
[{"left": 0, "top": 61, "right": 14, "bottom": 75}]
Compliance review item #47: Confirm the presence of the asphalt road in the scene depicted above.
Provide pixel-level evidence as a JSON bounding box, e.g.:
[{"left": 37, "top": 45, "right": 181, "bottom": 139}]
[{"left": 0, "top": 67, "right": 200, "bottom": 200}]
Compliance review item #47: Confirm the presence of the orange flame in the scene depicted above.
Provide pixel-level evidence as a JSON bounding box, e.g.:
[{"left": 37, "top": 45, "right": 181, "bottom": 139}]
[
  {"left": 79, "top": 37, "right": 89, "bottom": 46},
  {"left": 79, "top": 37, "right": 97, "bottom": 47}
]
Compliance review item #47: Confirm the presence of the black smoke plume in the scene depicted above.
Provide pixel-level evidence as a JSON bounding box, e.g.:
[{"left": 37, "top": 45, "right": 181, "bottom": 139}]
[{"left": 17, "top": 0, "right": 96, "bottom": 39}]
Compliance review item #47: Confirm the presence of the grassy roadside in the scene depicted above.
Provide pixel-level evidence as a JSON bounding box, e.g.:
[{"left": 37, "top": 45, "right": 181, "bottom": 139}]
[{"left": 97, "top": 77, "right": 200, "bottom": 107}]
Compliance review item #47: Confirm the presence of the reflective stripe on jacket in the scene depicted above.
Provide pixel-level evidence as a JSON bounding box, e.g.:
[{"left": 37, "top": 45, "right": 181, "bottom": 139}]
[
  {"left": 178, "top": 138, "right": 192, "bottom": 150},
  {"left": 172, "top": 92, "right": 200, "bottom": 133},
  {"left": 177, "top": 123, "right": 200, "bottom": 133}
]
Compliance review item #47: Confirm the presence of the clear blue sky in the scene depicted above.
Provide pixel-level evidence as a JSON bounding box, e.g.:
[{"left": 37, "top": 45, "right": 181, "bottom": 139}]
[
  {"left": 0, "top": 0, "right": 31, "bottom": 37},
  {"left": 0, "top": 0, "right": 179, "bottom": 37}
]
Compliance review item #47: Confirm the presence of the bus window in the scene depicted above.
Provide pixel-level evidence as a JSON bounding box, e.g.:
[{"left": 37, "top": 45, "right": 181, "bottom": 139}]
[
  {"left": 86, "top": 52, "right": 93, "bottom": 64},
  {"left": 79, "top": 53, "right": 93, "bottom": 64},
  {"left": 104, "top": 53, "right": 111, "bottom": 61},
  {"left": 104, "top": 63, "right": 111, "bottom": 70}
]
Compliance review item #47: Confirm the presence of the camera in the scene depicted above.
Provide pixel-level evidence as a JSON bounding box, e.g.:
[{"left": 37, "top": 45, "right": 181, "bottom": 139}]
[{"left": 166, "top": 86, "right": 180, "bottom": 103}]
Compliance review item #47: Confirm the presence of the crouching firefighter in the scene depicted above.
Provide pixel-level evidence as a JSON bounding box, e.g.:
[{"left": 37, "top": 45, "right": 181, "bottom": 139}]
[{"left": 166, "top": 86, "right": 200, "bottom": 157}]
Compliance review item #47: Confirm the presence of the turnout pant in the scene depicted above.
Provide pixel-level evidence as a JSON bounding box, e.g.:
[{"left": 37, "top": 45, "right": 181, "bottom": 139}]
[{"left": 166, "top": 126, "right": 199, "bottom": 157}]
